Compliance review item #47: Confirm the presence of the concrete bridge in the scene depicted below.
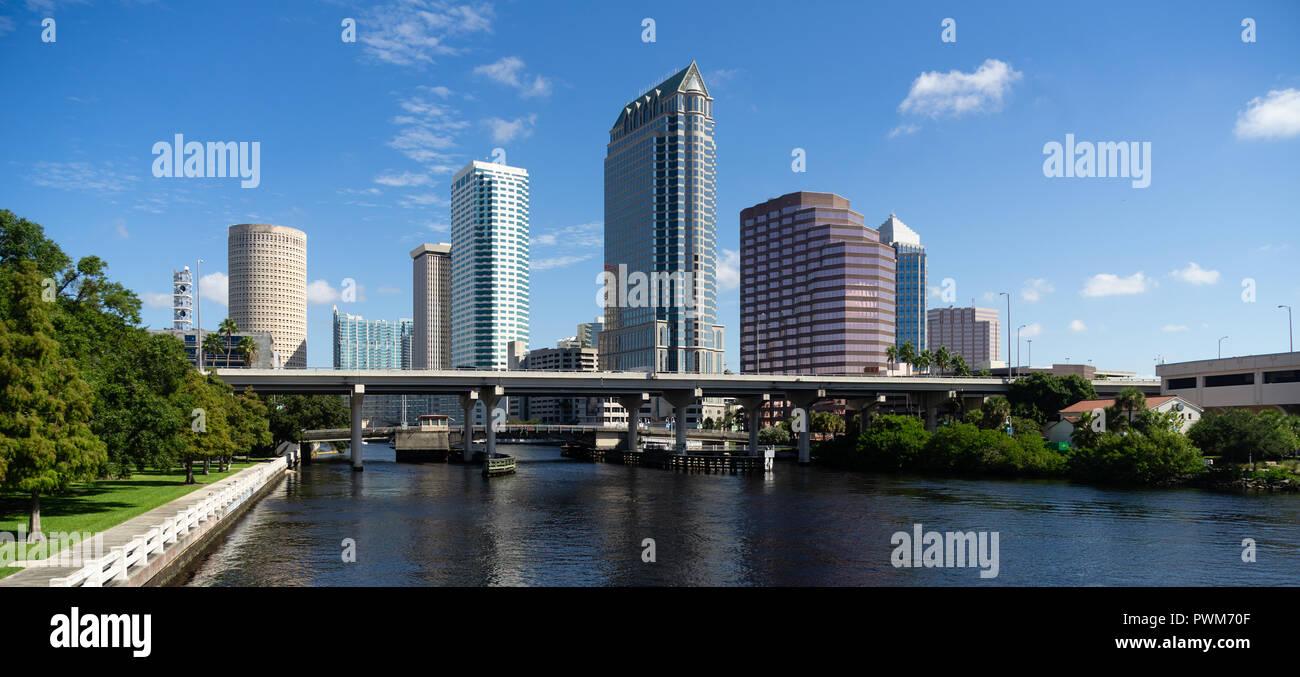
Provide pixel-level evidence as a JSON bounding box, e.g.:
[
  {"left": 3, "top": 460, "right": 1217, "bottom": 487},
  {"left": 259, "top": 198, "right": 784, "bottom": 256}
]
[{"left": 218, "top": 368, "right": 1158, "bottom": 470}]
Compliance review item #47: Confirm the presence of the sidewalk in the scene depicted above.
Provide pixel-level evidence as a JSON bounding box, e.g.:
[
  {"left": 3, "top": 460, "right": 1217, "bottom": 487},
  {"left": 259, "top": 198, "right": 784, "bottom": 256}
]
[{"left": 0, "top": 459, "right": 287, "bottom": 587}]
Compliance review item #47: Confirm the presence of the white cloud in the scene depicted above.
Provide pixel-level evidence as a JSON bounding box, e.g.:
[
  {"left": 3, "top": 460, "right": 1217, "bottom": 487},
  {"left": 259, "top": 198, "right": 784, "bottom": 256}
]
[
  {"left": 1081, "top": 272, "right": 1150, "bottom": 297},
  {"left": 533, "top": 221, "right": 601, "bottom": 248},
  {"left": 199, "top": 272, "right": 228, "bottom": 306},
  {"left": 718, "top": 249, "right": 740, "bottom": 291},
  {"left": 898, "top": 58, "right": 1022, "bottom": 119},
  {"left": 1170, "top": 261, "right": 1220, "bottom": 286},
  {"left": 31, "top": 161, "right": 139, "bottom": 194},
  {"left": 1069, "top": 319, "right": 1087, "bottom": 333},
  {"left": 888, "top": 123, "right": 920, "bottom": 138},
  {"left": 483, "top": 114, "right": 537, "bottom": 143},
  {"left": 374, "top": 171, "right": 433, "bottom": 187},
  {"left": 0, "top": 16, "right": 14, "bottom": 36},
  {"left": 1020, "top": 322, "right": 1043, "bottom": 338},
  {"left": 306, "top": 279, "right": 340, "bottom": 305},
  {"left": 398, "top": 192, "right": 446, "bottom": 208},
  {"left": 112, "top": 217, "right": 129, "bottom": 239},
  {"left": 533, "top": 254, "right": 592, "bottom": 271},
  {"left": 1233, "top": 88, "right": 1300, "bottom": 140},
  {"left": 142, "top": 291, "right": 172, "bottom": 308},
  {"left": 1021, "top": 278, "right": 1054, "bottom": 302},
  {"left": 1163, "top": 324, "right": 1190, "bottom": 332},
  {"left": 474, "top": 56, "right": 552, "bottom": 98},
  {"left": 359, "top": 1, "right": 494, "bottom": 67}
]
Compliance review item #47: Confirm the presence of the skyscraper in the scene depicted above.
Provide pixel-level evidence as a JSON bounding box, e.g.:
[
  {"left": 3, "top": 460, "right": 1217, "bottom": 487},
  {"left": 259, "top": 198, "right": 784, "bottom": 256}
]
[
  {"left": 409, "top": 243, "right": 452, "bottom": 370},
  {"left": 600, "top": 61, "right": 724, "bottom": 375},
  {"left": 878, "top": 214, "right": 926, "bottom": 353},
  {"left": 928, "top": 306, "right": 1002, "bottom": 369},
  {"left": 739, "top": 192, "right": 896, "bottom": 376},
  {"left": 228, "top": 223, "right": 307, "bottom": 368},
  {"left": 332, "top": 306, "right": 411, "bottom": 370},
  {"left": 450, "top": 161, "right": 530, "bottom": 370}
]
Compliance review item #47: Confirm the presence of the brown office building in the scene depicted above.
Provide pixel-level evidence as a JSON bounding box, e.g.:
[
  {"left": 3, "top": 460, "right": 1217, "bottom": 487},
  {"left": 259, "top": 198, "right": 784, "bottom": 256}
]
[{"left": 740, "top": 191, "right": 897, "bottom": 377}]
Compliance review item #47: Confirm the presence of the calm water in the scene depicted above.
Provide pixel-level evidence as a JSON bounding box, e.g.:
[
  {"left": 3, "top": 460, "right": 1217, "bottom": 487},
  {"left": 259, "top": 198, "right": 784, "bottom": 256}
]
[{"left": 182, "top": 443, "right": 1300, "bottom": 586}]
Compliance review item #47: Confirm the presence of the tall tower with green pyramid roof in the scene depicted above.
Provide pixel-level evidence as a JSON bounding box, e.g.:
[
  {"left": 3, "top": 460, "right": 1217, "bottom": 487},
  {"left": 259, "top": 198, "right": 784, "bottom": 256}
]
[{"left": 599, "top": 61, "right": 724, "bottom": 383}]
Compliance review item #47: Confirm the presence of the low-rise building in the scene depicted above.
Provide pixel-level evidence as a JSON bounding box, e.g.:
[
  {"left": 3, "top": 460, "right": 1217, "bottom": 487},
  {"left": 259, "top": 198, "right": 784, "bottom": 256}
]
[
  {"left": 1156, "top": 352, "right": 1300, "bottom": 414},
  {"left": 1044, "top": 395, "right": 1203, "bottom": 444}
]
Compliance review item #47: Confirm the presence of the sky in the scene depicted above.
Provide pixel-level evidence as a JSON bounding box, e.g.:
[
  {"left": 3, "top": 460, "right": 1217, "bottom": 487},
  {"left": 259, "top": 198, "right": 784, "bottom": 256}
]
[{"left": 2, "top": 0, "right": 1298, "bottom": 376}]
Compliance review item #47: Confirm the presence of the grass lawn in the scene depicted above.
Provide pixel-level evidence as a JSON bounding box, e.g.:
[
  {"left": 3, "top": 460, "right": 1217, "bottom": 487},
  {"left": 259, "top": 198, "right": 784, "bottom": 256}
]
[{"left": 0, "top": 462, "right": 259, "bottom": 562}]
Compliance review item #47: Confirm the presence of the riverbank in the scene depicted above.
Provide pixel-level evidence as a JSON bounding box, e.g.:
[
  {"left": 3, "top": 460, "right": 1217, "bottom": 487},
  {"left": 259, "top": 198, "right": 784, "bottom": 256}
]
[
  {"left": 0, "top": 457, "right": 289, "bottom": 586},
  {"left": 0, "top": 462, "right": 258, "bottom": 572}
]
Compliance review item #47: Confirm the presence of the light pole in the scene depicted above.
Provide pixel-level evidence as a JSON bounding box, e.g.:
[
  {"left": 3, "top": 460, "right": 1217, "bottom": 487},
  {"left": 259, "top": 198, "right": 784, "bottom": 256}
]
[
  {"left": 1279, "top": 305, "right": 1293, "bottom": 352},
  {"left": 1219, "top": 336, "right": 1229, "bottom": 359},
  {"left": 1000, "top": 292, "right": 1011, "bottom": 379},
  {"left": 1027, "top": 339, "right": 1032, "bottom": 371},
  {"left": 1016, "top": 324, "right": 1026, "bottom": 378},
  {"left": 196, "top": 258, "right": 204, "bottom": 371}
]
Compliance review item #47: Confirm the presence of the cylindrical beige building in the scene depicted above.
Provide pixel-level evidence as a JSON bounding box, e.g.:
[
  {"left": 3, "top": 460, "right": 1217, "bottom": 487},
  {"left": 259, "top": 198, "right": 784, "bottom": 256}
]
[{"left": 228, "top": 223, "right": 307, "bottom": 368}]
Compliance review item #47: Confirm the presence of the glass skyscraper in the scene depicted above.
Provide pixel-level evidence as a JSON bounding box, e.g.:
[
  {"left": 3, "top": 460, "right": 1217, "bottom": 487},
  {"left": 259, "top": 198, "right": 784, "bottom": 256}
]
[
  {"left": 450, "top": 160, "right": 531, "bottom": 370},
  {"left": 878, "top": 214, "right": 927, "bottom": 353},
  {"left": 600, "top": 61, "right": 724, "bottom": 375},
  {"left": 331, "top": 306, "right": 411, "bottom": 370}
]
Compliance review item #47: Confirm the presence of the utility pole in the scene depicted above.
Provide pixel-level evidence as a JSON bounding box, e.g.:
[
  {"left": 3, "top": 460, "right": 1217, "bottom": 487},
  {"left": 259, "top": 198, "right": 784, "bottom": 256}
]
[
  {"left": 1016, "top": 324, "right": 1026, "bottom": 378},
  {"left": 1219, "top": 336, "right": 1229, "bottom": 359},
  {"left": 1279, "top": 305, "right": 1293, "bottom": 352},
  {"left": 1000, "top": 292, "right": 1011, "bottom": 379}
]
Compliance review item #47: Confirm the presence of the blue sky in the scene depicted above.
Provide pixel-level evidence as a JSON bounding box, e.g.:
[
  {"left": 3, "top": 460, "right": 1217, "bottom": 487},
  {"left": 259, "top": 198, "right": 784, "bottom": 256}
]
[{"left": 2, "top": 1, "right": 1298, "bottom": 375}]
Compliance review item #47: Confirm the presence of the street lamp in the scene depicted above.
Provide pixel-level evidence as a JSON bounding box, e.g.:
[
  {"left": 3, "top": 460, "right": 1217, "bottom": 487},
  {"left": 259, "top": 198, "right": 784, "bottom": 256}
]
[
  {"left": 1000, "top": 292, "right": 1012, "bottom": 379},
  {"left": 1219, "top": 336, "right": 1229, "bottom": 359},
  {"left": 1016, "top": 324, "right": 1026, "bottom": 378},
  {"left": 196, "top": 258, "right": 204, "bottom": 371},
  {"left": 1279, "top": 305, "right": 1293, "bottom": 352},
  {"left": 1027, "top": 339, "right": 1032, "bottom": 371}
]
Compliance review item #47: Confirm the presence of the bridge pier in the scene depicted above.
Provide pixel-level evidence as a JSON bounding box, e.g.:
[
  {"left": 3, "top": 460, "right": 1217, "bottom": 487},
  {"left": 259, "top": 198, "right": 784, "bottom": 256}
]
[
  {"left": 662, "top": 388, "right": 701, "bottom": 453},
  {"left": 922, "top": 390, "right": 957, "bottom": 432},
  {"left": 483, "top": 386, "right": 503, "bottom": 460},
  {"left": 617, "top": 393, "right": 649, "bottom": 452},
  {"left": 459, "top": 391, "right": 479, "bottom": 462},
  {"left": 736, "top": 394, "right": 769, "bottom": 455},
  {"left": 786, "top": 390, "right": 825, "bottom": 465},
  {"left": 844, "top": 395, "right": 886, "bottom": 436},
  {"left": 350, "top": 384, "right": 365, "bottom": 472}
]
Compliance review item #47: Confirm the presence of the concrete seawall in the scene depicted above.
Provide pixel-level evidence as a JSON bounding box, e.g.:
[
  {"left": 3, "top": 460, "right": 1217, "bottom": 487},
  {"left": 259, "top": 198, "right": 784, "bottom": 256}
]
[{"left": 0, "top": 457, "right": 290, "bottom": 587}]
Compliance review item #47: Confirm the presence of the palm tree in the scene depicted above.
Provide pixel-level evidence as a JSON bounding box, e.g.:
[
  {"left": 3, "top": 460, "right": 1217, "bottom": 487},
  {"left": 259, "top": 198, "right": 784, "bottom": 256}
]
[
  {"left": 952, "top": 354, "right": 971, "bottom": 377},
  {"left": 916, "top": 349, "right": 933, "bottom": 375},
  {"left": 898, "top": 341, "right": 917, "bottom": 373},
  {"left": 218, "top": 318, "right": 239, "bottom": 367},
  {"left": 934, "top": 346, "right": 951, "bottom": 376},
  {"left": 1115, "top": 387, "right": 1146, "bottom": 426},
  {"left": 983, "top": 395, "right": 1011, "bottom": 432},
  {"left": 202, "top": 332, "right": 226, "bottom": 369},
  {"left": 238, "top": 335, "right": 258, "bottom": 367},
  {"left": 885, "top": 345, "right": 899, "bottom": 372}
]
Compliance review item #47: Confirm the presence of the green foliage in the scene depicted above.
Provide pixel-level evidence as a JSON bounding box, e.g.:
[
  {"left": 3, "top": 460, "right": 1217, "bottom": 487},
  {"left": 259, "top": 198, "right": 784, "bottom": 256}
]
[
  {"left": 975, "top": 396, "right": 1011, "bottom": 430},
  {"left": 1007, "top": 372, "right": 1098, "bottom": 424},
  {"left": 758, "top": 424, "right": 791, "bottom": 446},
  {"left": 0, "top": 262, "right": 107, "bottom": 533},
  {"left": 854, "top": 415, "right": 930, "bottom": 471},
  {"left": 1068, "top": 429, "right": 1204, "bottom": 484},
  {"left": 951, "top": 354, "right": 972, "bottom": 377},
  {"left": 1010, "top": 415, "right": 1041, "bottom": 438},
  {"left": 266, "top": 394, "right": 350, "bottom": 446},
  {"left": 85, "top": 330, "right": 190, "bottom": 477},
  {"left": 811, "top": 410, "right": 846, "bottom": 434},
  {"left": 1188, "top": 409, "right": 1300, "bottom": 463}
]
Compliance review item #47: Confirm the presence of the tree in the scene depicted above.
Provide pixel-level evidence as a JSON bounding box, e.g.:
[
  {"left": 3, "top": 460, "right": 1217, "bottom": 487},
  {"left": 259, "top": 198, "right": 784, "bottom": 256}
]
[
  {"left": 855, "top": 415, "right": 930, "bottom": 471},
  {"left": 885, "top": 344, "right": 899, "bottom": 372},
  {"left": 89, "top": 330, "right": 189, "bottom": 477},
  {"left": 951, "top": 354, "right": 972, "bottom": 378},
  {"left": 1114, "top": 387, "right": 1147, "bottom": 426},
  {"left": 758, "top": 424, "right": 791, "bottom": 446},
  {"left": 812, "top": 410, "right": 846, "bottom": 435},
  {"left": 933, "top": 346, "right": 951, "bottom": 377},
  {"left": 1068, "top": 429, "right": 1204, "bottom": 484},
  {"left": 915, "top": 350, "right": 932, "bottom": 375},
  {"left": 0, "top": 262, "right": 107, "bottom": 540},
  {"left": 218, "top": 318, "right": 239, "bottom": 368},
  {"left": 228, "top": 387, "right": 273, "bottom": 470},
  {"left": 238, "top": 335, "right": 258, "bottom": 367},
  {"left": 176, "top": 370, "right": 235, "bottom": 483},
  {"left": 1007, "top": 372, "right": 1098, "bottom": 424},
  {"left": 898, "top": 341, "right": 917, "bottom": 373},
  {"left": 979, "top": 396, "right": 1012, "bottom": 431},
  {"left": 1188, "top": 409, "right": 1300, "bottom": 463},
  {"left": 202, "top": 332, "right": 226, "bottom": 370},
  {"left": 266, "top": 394, "right": 350, "bottom": 447}
]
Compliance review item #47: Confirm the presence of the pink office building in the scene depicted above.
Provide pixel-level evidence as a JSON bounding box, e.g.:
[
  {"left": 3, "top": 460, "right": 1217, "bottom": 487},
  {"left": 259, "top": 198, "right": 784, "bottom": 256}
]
[
  {"left": 740, "top": 191, "right": 896, "bottom": 376},
  {"left": 927, "top": 306, "right": 1002, "bottom": 368}
]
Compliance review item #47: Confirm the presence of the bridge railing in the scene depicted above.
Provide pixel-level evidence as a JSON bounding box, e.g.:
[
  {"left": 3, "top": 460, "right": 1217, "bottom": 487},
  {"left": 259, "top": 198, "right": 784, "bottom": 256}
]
[{"left": 47, "top": 457, "right": 288, "bottom": 587}]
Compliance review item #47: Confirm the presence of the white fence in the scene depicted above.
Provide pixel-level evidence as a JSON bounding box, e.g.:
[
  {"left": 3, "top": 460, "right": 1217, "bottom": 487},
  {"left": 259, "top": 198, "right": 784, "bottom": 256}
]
[{"left": 48, "top": 454, "right": 292, "bottom": 587}]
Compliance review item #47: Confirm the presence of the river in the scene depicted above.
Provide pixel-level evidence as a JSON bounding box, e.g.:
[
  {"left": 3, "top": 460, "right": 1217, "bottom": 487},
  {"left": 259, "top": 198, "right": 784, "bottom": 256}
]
[{"left": 181, "top": 443, "right": 1300, "bottom": 586}]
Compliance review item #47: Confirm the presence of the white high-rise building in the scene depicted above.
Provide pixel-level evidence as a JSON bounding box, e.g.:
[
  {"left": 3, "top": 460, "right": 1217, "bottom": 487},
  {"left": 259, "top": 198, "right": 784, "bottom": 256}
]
[
  {"left": 228, "top": 223, "right": 307, "bottom": 368},
  {"left": 450, "top": 160, "right": 531, "bottom": 370}
]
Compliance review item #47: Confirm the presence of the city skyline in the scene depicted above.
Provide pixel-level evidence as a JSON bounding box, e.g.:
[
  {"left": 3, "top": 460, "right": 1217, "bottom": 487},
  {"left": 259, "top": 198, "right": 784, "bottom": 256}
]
[{"left": 2, "top": 2, "right": 1298, "bottom": 376}]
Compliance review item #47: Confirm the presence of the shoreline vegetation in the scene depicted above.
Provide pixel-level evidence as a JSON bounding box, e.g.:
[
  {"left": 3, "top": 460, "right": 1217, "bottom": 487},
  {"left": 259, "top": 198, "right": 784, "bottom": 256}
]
[
  {"left": 809, "top": 389, "right": 1300, "bottom": 495},
  {"left": 0, "top": 210, "right": 350, "bottom": 547}
]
